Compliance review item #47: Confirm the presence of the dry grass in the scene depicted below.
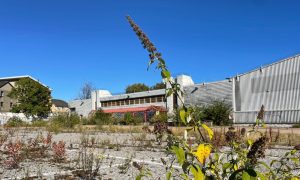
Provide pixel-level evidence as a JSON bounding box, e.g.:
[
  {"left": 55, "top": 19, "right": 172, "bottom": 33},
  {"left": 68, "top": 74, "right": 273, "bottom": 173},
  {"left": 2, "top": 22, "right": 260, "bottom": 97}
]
[{"left": 2, "top": 125, "right": 300, "bottom": 146}]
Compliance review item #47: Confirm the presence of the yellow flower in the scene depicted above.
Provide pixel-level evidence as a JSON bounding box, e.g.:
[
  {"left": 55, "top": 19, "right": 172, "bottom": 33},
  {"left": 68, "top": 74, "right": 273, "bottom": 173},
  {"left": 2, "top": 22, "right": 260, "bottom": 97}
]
[
  {"left": 202, "top": 124, "right": 214, "bottom": 140},
  {"left": 193, "top": 144, "right": 211, "bottom": 164}
]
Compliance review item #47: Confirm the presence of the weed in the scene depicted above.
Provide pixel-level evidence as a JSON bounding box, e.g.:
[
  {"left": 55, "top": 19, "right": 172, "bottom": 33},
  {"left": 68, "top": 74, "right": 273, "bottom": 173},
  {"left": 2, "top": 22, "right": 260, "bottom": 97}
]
[
  {"left": 118, "top": 156, "right": 133, "bottom": 174},
  {"left": 52, "top": 141, "right": 66, "bottom": 162},
  {"left": 4, "top": 140, "right": 23, "bottom": 169}
]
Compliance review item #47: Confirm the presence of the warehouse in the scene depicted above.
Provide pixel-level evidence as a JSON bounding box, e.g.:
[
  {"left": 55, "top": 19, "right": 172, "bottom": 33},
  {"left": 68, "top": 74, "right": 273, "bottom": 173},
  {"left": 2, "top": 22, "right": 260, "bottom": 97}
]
[
  {"left": 233, "top": 54, "right": 300, "bottom": 124},
  {"left": 70, "top": 54, "right": 300, "bottom": 124}
]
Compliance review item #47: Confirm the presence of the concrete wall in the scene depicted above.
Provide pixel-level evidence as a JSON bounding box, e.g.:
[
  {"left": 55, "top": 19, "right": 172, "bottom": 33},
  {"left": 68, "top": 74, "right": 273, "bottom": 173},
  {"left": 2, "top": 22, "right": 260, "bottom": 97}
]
[
  {"left": 0, "top": 112, "right": 30, "bottom": 125},
  {"left": 0, "top": 83, "right": 17, "bottom": 112},
  {"left": 68, "top": 99, "right": 92, "bottom": 117},
  {"left": 91, "top": 90, "right": 112, "bottom": 110}
]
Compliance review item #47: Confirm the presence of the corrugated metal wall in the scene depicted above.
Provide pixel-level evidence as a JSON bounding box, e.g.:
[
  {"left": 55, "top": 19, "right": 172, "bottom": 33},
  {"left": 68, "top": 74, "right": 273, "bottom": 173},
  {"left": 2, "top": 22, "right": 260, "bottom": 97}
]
[
  {"left": 184, "top": 80, "right": 232, "bottom": 106},
  {"left": 234, "top": 54, "right": 300, "bottom": 124}
]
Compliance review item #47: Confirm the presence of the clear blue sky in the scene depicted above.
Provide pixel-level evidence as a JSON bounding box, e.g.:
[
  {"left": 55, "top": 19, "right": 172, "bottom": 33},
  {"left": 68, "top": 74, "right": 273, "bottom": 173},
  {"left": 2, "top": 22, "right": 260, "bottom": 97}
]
[{"left": 0, "top": 0, "right": 299, "bottom": 101}]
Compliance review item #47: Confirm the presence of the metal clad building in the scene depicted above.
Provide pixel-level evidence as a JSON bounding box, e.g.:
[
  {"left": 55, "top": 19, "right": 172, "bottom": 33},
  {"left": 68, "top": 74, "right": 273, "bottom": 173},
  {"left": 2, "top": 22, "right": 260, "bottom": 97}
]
[{"left": 233, "top": 54, "right": 300, "bottom": 124}]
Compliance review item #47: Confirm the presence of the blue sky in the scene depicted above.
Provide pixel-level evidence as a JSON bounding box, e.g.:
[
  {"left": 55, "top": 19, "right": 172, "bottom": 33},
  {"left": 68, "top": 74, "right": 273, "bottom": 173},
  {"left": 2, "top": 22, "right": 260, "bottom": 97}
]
[{"left": 0, "top": 0, "right": 299, "bottom": 101}]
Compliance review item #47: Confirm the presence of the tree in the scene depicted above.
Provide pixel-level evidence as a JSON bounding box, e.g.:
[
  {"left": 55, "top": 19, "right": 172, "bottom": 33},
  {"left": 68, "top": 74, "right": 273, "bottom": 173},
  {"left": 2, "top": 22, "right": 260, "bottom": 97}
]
[
  {"left": 8, "top": 77, "right": 52, "bottom": 118},
  {"left": 125, "top": 83, "right": 150, "bottom": 93},
  {"left": 78, "top": 82, "right": 95, "bottom": 99},
  {"left": 151, "top": 82, "right": 166, "bottom": 90}
]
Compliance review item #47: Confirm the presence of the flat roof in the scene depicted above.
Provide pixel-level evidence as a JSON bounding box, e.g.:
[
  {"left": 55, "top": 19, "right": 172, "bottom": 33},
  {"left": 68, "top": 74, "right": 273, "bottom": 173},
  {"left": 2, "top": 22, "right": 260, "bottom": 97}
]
[{"left": 100, "top": 89, "right": 165, "bottom": 102}]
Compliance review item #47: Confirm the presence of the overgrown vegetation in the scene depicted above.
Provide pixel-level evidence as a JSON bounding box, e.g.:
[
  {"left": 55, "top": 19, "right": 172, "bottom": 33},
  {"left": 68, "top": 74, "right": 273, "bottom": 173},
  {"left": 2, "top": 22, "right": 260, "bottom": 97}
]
[
  {"left": 199, "top": 100, "right": 232, "bottom": 125},
  {"left": 126, "top": 82, "right": 166, "bottom": 93},
  {"left": 126, "top": 15, "right": 300, "bottom": 179},
  {"left": 46, "top": 113, "right": 80, "bottom": 133},
  {"left": 5, "top": 117, "right": 27, "bottom": 127},
  {"left": 8, "top": 77, "right": 52, "bottom": 119}
]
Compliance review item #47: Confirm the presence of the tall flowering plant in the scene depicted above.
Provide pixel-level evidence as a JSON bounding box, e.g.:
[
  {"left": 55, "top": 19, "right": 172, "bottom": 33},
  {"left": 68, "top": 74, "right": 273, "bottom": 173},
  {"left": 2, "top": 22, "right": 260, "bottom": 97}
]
[{"left": 126, "top": 16, "right": 300, "bottom": 180}]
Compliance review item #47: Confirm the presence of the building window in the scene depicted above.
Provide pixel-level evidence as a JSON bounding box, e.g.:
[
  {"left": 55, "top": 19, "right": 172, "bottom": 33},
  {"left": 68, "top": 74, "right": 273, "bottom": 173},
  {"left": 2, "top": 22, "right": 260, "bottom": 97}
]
[
  {"left": 0, "top": 102, "right": 3, "bottom": 107},
  {"left": 145, "top": 97, "right": 150, "bottom": 103},
  {"left": 10, "top": 102, "right": 13, "bottom": 108},
  {"left": 140, "top": 98, "right": 145, "bottom": 104},
  {"left": 151, "top": 97, "right": 157, "bottom": 103},
  {"left": 130, "top": 99, "right": 134, "bottom": 105},
  {"left": 0, "top": 91, "right": 3, "bottom": 97},
  {"left": 134, "top": 99, "right": 139, "bottom": 104},
  {"left": 157, "top": 96, "right": 163, "bottom": 102},
  {"left": 120, "top": 100, "right": 125, "bottom": 106}
]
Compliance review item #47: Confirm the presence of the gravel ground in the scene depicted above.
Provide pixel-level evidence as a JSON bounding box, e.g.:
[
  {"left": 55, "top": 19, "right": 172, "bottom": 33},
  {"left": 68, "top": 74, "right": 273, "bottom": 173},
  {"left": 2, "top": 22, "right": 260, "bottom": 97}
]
[{"left": 0, "top": 129, "right": 296, "bottom": 179}]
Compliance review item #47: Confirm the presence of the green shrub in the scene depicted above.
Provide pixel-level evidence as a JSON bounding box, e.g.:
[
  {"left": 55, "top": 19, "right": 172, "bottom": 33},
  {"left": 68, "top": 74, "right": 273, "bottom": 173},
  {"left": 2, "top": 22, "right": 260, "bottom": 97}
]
[
  {"left": 149, "top": 112, "right": 168, "bottom": 124},
  {"left": 30, "top": 119, "right": 48, "bottom": 127},
  {"left": 90, "top": 109, "right": 112, "bottom": 125},
  {"left": 202, "top": 100, "right": 232, "bottom": 126},
  {"left": 5, "top": 116, "right": 27, "bottom": 127},
  {"left": 123, "top": 112, "right": 133, "bottom": 125},
  {"left": 46, "top": 120, "right": 61, "bottom": 134},
  {"left": 48, "top": 113, "right": 80, "bottom": 129},
  {"left": 119, "top": 113, "right": 144, "bottom": 125}
]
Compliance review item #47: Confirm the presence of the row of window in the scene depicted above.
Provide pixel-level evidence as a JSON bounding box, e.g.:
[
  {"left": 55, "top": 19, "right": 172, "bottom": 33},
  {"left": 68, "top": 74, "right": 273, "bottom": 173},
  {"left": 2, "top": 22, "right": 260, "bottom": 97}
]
[{"left": 101, "top": 95, "right": 166, "bottom": 108}]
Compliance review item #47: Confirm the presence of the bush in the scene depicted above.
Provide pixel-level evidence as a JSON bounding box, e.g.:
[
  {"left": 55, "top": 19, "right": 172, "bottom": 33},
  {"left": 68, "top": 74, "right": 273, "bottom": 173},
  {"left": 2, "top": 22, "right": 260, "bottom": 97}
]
[
  {"left": 202, "top": 100, "right": 232, "bottom": 126},
  {"left": 48, "top": 113, "right": 80, "bottom": 129},
  {"left": 30, "top": 119, "right": 48, "bottom": 127},
  {"left": 91, "top": 109, "right": 112, "bottom": 125},
  {"left": 149, "top": 112, "right": 168, "bottom": 124},
  {"left": 5, "top": 117, "right": 27, "bottom": 127},
  {"left": 119, "top": 113, "right": 144, "bottom": 125}
]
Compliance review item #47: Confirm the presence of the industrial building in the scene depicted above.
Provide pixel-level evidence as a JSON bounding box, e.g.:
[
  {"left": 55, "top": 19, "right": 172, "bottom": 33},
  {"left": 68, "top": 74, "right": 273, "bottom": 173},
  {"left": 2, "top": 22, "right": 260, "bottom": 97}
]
[
  {"left": 69, "top": 54, "right": 300, "bottom": 124},
  {"left": 232, "top": 54, "right": 300, "bottom": 124}
]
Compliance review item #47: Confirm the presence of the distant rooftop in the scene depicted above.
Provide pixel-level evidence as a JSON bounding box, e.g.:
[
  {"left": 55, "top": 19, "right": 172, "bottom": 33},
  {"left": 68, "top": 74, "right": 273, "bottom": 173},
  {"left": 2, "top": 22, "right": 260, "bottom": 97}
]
[
  {"left": 52, "top": 99, "right": 69, "bottom": 108},
  {"left": 0, "top": 75, "right": 50, "bottom": 89}
]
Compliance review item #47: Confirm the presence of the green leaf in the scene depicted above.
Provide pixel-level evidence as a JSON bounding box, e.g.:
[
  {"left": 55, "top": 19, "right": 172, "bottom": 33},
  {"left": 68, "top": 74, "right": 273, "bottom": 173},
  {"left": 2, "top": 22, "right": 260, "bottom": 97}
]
[
  {"left": 190, "top": 165, "right": 204, "bottom": 180},
  {"left": 201, "top": 124, "right": 214, "bottom": 140},
  {"left": 257, "top": 173, "right": 267, "bottom": 180},
  {"left": 291, "top": 158, "right": 299, "bottom": 164},
  {"left": 180, "top": 109, "right": 187, "bottom": 124},
  {"left": 161, "top": 70, "right": 171, "bottom": 79},
  {"left": 222, "top": 163, "right": 233, "bottom": 171},
  {"left": 171, "top": 146, "right": 186, "bottom": 166},
  {"left": 240, "top": 169, "right": 257, "bottom": 180},
  {"left": 166, "top": 171, "right": 172, "bottom": 180},
  {"left": 291, "top": 149, "right": 298, "bottom": 155},
  {"left": 135, "top": 175, "right": 142, "bottom": 180},
  {"left": 166, "top": 89, "right": 173, "bottom": 97},
  {"left": 180, "top": 173, "right": 189, "bottom": 180},
  {"left": 242, "top": 171, "right": 251, "bottom": 180},
  {"left": 229, "top": 169, "right": 244, "bottom": 180},
  {"left": 246, "top": 169, "right": 257, "bottom": 177}
]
